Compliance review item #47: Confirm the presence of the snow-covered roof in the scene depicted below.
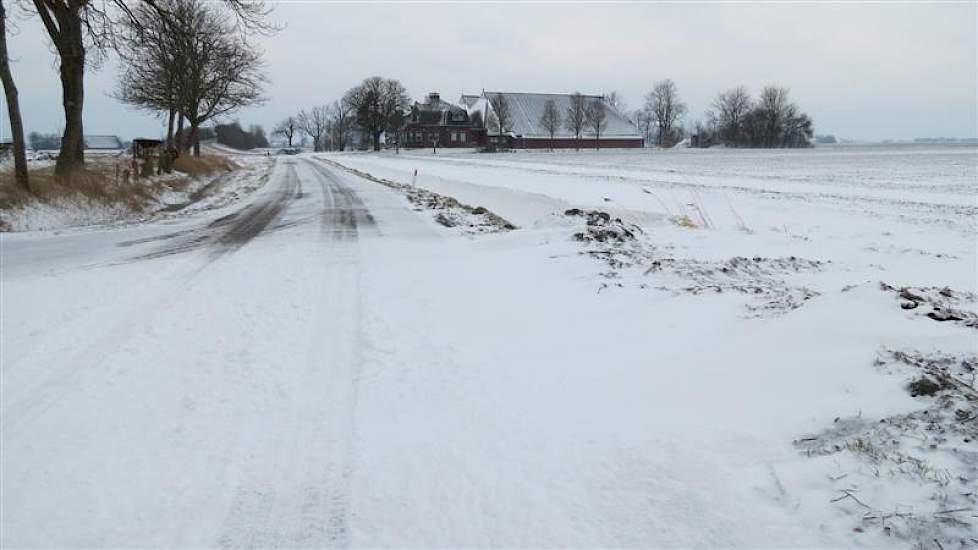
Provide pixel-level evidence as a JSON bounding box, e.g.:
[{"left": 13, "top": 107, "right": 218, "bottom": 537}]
[
  {"left": 482, "top": 92, "right": 639, "bottom": 138},
  {"left": 459, "top": 94, "right": 480, "bottom": 109},
  {"left": 412, "top": 93, "right": 473, "bottom": 126},
  {"left": 460, "top": 95, "right": 489, "bottom": 119},
  {"left": 84, "top": 135, "right": 124, "bottom": 150}
]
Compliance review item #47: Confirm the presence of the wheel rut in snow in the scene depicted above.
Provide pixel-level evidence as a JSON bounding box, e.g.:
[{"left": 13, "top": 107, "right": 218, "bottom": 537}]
[
  {"left": 124, "top": 162, "right": 302, "bottom": 262},
  {"left": 208, "top": 161, "right": 300, "bottom": 255},
  {"left": 303, "top": 158, "right": 376, "bottom": 240},
  {"left": 215, "top": 159, "right": 368, "bottom": 549}
]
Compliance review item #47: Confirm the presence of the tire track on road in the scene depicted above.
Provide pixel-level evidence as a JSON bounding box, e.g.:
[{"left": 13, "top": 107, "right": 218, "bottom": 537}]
[
  {"left": 215, "top": 160, "right": 368, "bottom": 549},
  {"left": 123, "top": 161, "right": 301, "bottom": 263}
]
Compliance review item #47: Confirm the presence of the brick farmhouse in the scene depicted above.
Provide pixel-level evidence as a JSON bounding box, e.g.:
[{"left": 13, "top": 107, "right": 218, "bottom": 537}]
[{"left": 399, "top": 91, "right": 642, "bottom": 150}]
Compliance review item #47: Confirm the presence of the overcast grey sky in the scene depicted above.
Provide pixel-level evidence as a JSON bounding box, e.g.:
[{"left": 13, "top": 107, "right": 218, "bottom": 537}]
[{"left": 6, "top": 1, "right": 976, "bottom": 142}]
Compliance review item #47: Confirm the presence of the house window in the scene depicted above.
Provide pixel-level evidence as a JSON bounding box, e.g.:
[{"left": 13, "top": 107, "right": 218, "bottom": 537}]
[
  {"left": 460, "top": 132, "right": 466, "bottom": 143},
  {"left": 451, "top": 132, "right": 457, "bottom": 142}
]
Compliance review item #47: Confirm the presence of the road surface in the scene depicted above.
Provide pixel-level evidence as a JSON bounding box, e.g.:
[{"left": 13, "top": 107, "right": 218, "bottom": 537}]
[{"left": 2, "top": 158, "right": 438, "bottom": 547}]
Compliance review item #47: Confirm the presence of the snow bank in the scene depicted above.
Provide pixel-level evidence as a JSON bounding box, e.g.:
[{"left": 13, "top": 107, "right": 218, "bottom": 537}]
[{"left": 1, "top": 156, "right": 272, "bottom": 232}]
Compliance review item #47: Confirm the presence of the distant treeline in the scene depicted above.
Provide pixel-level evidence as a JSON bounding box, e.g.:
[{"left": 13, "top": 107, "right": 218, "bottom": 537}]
[
  {"left": 691, "top": 86, "right": 813, "bottom": 148},
  {"left": 28, "top": 132, "right": 60, "bottom": 151},
  {"left": 629, "top": 81, "right": 814, "bottom": 148},
  {"left": 214, "top": 122, "right": 270, "bottom": 150}
]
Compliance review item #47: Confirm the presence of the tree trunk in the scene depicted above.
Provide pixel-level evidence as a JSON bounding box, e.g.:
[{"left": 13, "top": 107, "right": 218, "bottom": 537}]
[
  {"left": 372, "top": 130, "right": 381, "bottom": 151},
  {"left": 166, "top": 107, "right": 176, "bottom": 147},
  {"left": 53, "top": 12, "right": 85, "bottom": 179},
  {"left": 176, "top": 113, "right": 186, "bottom": 151},
  {"left": 0, "top": 0, "right": 28, "bottom": 191},
  {"left": 191, "top": 123, "right": 200, "bottom": 156}
]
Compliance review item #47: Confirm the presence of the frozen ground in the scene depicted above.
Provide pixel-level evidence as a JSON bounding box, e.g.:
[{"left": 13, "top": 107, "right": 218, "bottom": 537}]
[{"left": 1, "top": 145, "right": 975, "bottom": 547}]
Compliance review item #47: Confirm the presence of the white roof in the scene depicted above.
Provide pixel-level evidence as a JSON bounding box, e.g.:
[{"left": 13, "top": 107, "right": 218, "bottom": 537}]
[
  {"left": 84, "top": 135, "right": 124, "bottom": 150},
  {"left": 482, "top": 92, "right": 639, "bottom": 138}
]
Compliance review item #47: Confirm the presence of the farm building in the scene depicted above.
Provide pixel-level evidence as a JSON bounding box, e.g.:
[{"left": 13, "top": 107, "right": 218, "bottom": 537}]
[
  {"left": 401, "top": 92, "right": 485, "bottom": 149},
  {"left": 26, "top": 134, "right": 124, "bottom": 151},
  {"left": 471, "top": 92, "right": 643, "bottom": 149},
  {"left": 84, "top": 135, "right": 124, "bottom": 150},
  {"left": 397, "top": 91, "right": 643, "bottom": 150}
]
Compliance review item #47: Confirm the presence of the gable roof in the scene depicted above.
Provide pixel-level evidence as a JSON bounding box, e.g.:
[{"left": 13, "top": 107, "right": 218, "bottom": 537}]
[
  {"left": 412, "top": 94, "right": 472, "bottom": 126},
  {"left": 459, "top": 94, "right": 480, "bottom": 109},
  {"left": 483, "top": 92, "right": 639, "bottom": 138}
]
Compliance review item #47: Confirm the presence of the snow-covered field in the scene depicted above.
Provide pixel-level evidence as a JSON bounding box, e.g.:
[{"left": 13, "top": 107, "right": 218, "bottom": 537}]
[{"left": 2, "top": 145, "right": 975, "bottom": 547}]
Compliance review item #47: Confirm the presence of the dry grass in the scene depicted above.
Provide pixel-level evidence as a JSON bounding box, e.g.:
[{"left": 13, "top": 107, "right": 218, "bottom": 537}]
[
  {"left": 0, "top": 153, "right": 235, "bottom": 212},
  {"left": 673, "top": 214, "right": 699, "bottom": 228},
  {"left": 1, "top": 158, "right": 168, "bottom": 211},
  {"left": 173, "top": 154, "right": 237, "bottom": 176}
]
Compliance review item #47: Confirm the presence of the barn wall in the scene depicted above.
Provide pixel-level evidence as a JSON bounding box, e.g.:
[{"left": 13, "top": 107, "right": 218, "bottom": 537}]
[
  {"left": 515, "top": 138, "right": 644, "bottom": 149},
  {"left": 402, "top": 126, "right": 485, "bottom": 148}
]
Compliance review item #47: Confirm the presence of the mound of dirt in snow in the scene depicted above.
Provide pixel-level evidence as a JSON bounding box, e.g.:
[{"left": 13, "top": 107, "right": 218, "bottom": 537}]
[
  {"left": 563, "top": 208, "right": 826, "bottom": 317},
  {"left": 652, "top": 256, "right": 826, "bottom": 316},
  {"left": 565, "top": 208, "right": 642, "bottom": 244},
  {"left": 794, "top": 348, "right": 977, "bottom": 547},
  {"left": 880, "top": 282, "right": 978, "bottom": 330},
  {"left": 407, "top": 187, "right": 515, "bottom": 234},
  {"left": 317, "top": 158, "right": 516, "bottom": 234}
]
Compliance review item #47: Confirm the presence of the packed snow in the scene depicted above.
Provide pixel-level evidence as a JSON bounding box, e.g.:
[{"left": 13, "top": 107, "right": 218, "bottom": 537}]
[{"left": 2, "top": 145, "right": 975, "bottom": 547}]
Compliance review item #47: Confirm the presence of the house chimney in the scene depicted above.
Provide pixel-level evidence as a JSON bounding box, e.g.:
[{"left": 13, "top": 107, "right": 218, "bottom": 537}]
[{"left": 428, "top": 92, "right": 440, "bottom": 104}]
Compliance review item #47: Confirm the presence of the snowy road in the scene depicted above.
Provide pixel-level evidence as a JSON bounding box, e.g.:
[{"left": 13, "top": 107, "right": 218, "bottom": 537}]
[
  {"left": 3, "top": 149, "right": 974, "bottom": 547},
  {"left": 2, "top": 158, "right": 436, "bottom": 547}
]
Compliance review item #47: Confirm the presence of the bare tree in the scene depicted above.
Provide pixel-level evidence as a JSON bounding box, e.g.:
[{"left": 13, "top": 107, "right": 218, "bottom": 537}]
[
  {"left": 326, "top": 100, "right": 352, "bottom": 151},
  {"left": 633, "top": 108, "right": 653, "bottom": 147},
  {"left": 780, "top": 103, "right": 813, "bottom": 148},
  {"left": 644, "top": 79, "right": 687, "bottom": 147},
  {"left": 756, "top": 85, "right": 791, "bottom": 148},
  {"left": 585, "top": 98, "right": 607, "bottom": 150},
  {"left": 539, "top": 99, "right": 561, "bottom": 151},
  {"left": 118, "top": 0, "right": 266, "bottom": 156},
  {"left": 488, "top": 93, "right": 511, "bottom": 147},
  {"left": 273, "top": 116, "right": 298, "bottom": 147},
  {"left": 382, "top": 79, "right": 408, "bottom": 153},
  {"left": 386, "top": 107, "right": 405, "bottom": 154},
  {"left": 701, "top": 84, "right": 812, "bottom": 148},
  {"left": 342, "top": 76, "right": 408, "bottom": 151},
  {"left": 115, "top": 0, "right": 185, "bottom": 147},
  {"left": 342, "top": 78, "right": 382, "bottom": 151},
  {"left": 707, "top": 86, "right": 752, "bottom": 146},
  {"left": 169, "top": 1, "right": 265, "bottom": 156},
  {"left": 298, "top": 106, "right": 328, "bottom": 152},
  {"left": 30, "top": 0, "right": 271, "bottom": 178},
  {"left": 1, "top": 0, "right": 27, "bottom": 191},
  {"left": 565, "top": 92, "right": 586, "bottom": 151},
  {"left": 31, "top": 0, "right": 90, "bottom": 176}
]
